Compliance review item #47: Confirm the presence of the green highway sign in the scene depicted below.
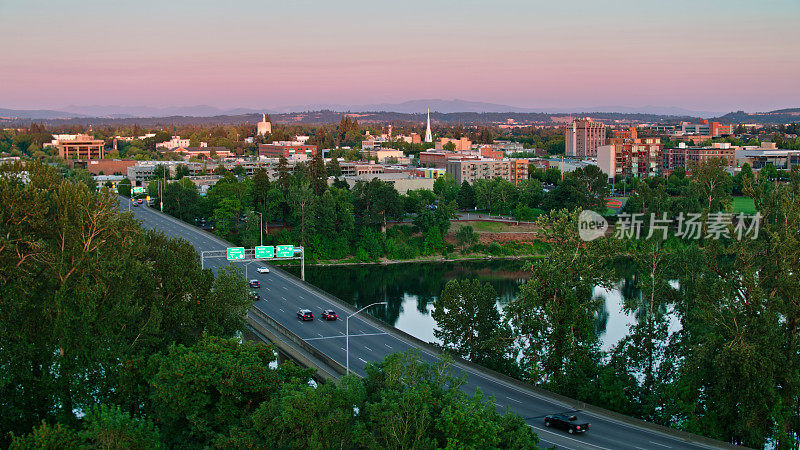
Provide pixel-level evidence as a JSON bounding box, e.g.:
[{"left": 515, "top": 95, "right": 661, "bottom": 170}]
[
  {"left": 132, "top": 186, "right": 145, "bottom": 194},
  {"left": 226, "top": 247, "right": 245, "bottom": 260},
  {"left": 255, "top": 245, "right": 274, "bottom": 258},
  {"left": 276, "top": 245, "right": 294, "bottom": 258}
]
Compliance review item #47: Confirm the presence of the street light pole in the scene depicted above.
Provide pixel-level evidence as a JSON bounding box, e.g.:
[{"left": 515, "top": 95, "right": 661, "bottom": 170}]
[
  {"left": 346, "top": 301, "right": 387, "bottom": 375},
  {"left": 258, "top": 212, "right": 263, "bottom": 246}
]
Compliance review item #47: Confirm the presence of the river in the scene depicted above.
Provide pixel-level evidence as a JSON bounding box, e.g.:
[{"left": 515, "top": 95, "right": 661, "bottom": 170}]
[{"left": 285, "top": 259, "right": 675, "bottom": 352}]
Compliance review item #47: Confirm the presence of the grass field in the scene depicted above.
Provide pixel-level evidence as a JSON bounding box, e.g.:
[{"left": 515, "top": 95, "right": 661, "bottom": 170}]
[{"left": 732, "top": 197, "right": 757, "bottom": 214}]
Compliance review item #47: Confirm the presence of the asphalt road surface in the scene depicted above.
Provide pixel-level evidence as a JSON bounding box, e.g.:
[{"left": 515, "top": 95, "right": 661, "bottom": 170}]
[{"left": 119, "top": 198, "right": 730, "bottom": 450}]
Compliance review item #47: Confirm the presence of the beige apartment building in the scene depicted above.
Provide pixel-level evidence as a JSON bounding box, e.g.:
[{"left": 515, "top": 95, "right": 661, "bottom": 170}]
[
  {"left": 565, "top": 118, "right": 607, "bottom": 157},
  {"left": 446, "top": 159, "right": 512, "bottom": 184}
]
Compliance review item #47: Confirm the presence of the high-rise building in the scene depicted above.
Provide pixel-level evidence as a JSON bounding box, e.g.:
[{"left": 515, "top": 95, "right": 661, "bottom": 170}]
[
  {"left": 597, "top": 138, "right": 663, "bottom": 179},
  {"left": 565, "top": 118, "right": 607, "bottom": 157},
  {"left": 257, "top": 113, "right": 272, "bottom": 136},
  {"left": 424, "top": 108, "right": 433, "bottom": 143}
]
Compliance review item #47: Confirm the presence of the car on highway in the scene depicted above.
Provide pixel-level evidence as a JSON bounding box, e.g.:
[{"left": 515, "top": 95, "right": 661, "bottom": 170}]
[
  {"left": 137, "top": 199, "right": 143, "bottom": 204},
  {"left": 544, "top": 414, "right": 590, "bottom": 434},
  {"left": 297, "top": 309, "right": 313, "bottom": 321},
  {"left": 320, "top": 309, "right": 337, "bottom": 321},
  {"left": 249, "top": 280, "right": 261, "bottom": 288},
  {"left": 250, "top": 292, "right": 261, "bottom": 301},
  {"left": 132, "top": 202, "right": 138, "bottom": 207},
  {"left": 256, "top": 266, "right": 270, "bottom": 274}
]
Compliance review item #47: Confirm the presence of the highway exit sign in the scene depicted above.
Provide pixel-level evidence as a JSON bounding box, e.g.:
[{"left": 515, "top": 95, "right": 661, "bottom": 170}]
[
  {"left": 226, "top": 247, "right": 245, "bottom": 260},
  {"left": 276, "top": 245, "right": 293, "bottom": 258},
  {"left": 255, "top": 246, "right": 274, "bottom": 258}
]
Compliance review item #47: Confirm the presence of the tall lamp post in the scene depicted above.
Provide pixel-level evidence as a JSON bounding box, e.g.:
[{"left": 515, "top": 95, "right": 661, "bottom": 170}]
[
  {"left": 257, "top": 211, "right": 263, "bottom": 246},
  {"left": 346, "top": 302, "right": 387, "bottom": 375}
]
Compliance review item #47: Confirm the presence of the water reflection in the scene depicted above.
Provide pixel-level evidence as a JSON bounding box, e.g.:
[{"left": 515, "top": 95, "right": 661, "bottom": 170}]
[{"left": 285, "top": 259, "right": 666, "bottom": 351}]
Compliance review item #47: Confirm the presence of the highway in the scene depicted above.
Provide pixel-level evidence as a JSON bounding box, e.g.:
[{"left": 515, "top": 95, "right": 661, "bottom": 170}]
[{"left": 120, "top": 198, "right": 732, "bottom": 450}]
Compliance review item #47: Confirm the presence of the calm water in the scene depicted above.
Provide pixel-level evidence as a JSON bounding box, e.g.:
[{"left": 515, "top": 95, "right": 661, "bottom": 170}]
[{"left": 285, "top": 259, "right": 673, "bottom": 352}]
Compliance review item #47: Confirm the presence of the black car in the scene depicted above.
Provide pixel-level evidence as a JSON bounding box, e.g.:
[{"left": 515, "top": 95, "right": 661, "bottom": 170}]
[
  {"left": 320, "top": 309, "right": 337, "bottom": 321},
  {"left": 249, "top": 280, "right": 261, "bottom": 288},
  {"left": 544, "top": 414, "right": 590, "bottom": 434},
  {"left": 297, "top": 309, "right": 313, "bottom": 321}
]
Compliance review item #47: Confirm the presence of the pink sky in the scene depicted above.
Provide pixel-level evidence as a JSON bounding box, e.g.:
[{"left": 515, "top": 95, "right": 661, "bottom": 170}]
[{"left": 2, "top": 0, "right": 798, "bottom": 112}]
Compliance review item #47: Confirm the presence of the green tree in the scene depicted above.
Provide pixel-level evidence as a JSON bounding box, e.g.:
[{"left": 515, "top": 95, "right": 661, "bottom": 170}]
[
  {"left": 689, "top": 157, "right": 733, "bottom": 213},
  {"left": 505, "top": 209, "right": 615, "bottom": 398},
  {"left": 433, "top": 173, "right": 459, "bottom": 203},
  {"left": 117, "top": 177, "right": 132, "bottom": 197},
  {"left": 148, "top": 337, "right": 313, "bottom": 448},
  {"left": 432, "top": 279, "right": 514, "bottom": 369},
  {"left": 457, "top": 180, "right": 476, "bottom": 209}
]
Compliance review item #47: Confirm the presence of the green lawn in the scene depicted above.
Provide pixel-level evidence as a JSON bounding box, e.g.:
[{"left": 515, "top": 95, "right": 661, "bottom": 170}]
[{"left": 732, "top": 197, "right": 756, "bottom": 214}]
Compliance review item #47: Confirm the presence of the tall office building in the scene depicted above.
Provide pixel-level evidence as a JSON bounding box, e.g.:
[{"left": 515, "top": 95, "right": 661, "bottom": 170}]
[
  {"left": 424, "top": 108, "right": 433, "bottom": 143},
  {"left": 565, "top": 118, "right": 607, "bottom": 157}
]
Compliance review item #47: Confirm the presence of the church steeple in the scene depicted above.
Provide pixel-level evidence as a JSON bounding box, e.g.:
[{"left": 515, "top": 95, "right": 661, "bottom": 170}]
[{"left": 424, "top": 108, "right": 433, "bottom": 143}]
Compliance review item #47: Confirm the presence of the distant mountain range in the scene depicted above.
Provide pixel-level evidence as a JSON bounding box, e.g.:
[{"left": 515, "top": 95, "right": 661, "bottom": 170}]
[
  {"left": 1, "top": 99, "right": 726, "bottom": 119},
  {"left": 1, "top": 101, "right": 798, "bottom": 125}
]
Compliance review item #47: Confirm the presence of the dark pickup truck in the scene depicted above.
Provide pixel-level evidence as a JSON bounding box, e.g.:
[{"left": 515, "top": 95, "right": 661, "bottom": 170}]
[{"left": 543, "top": 413, "right": 590, "bottom": 434}]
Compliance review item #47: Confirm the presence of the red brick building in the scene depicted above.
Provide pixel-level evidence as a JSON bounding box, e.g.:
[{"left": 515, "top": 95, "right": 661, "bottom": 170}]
[{"left": 259, "top": 142, "right": 317, "bottom": 158}]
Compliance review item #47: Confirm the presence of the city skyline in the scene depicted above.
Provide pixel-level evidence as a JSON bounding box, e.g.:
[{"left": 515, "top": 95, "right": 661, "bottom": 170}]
[{"left": 1, "top": 0, "right": 799, "bottom": 112}]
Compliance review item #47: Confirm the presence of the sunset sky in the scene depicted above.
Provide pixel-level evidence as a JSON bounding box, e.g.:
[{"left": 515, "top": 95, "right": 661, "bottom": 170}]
[{"left": 2, "top": 0, "right": 798, "bottom": 112}]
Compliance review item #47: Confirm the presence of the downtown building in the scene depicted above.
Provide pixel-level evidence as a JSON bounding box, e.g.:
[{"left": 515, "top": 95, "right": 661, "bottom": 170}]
[
  {"left": 445, "top": 158, "right": 529, "bottom": 185},
  {"left": 597, "top": 138, "right": 663, "bottom": 179},
  {"left": 51, "top": 134, "right": 105, "bottom": 160},
  {"left": 258, "top": 141, "right": 318, "bottom": 159},
  {"left": 565, "top": 118, "right": 607, "bottom": 157}
]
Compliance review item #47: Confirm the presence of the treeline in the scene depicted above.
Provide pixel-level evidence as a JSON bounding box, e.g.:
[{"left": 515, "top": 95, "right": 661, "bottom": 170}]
[
  {"left": 0, "top": 161, "right": 538, "bottom": 449},
  {"left": 430, "top": 162, "right": 800, "bottom": 448},
  {"left": 145, "top": 156, "right": 612, "bottom": 262}
]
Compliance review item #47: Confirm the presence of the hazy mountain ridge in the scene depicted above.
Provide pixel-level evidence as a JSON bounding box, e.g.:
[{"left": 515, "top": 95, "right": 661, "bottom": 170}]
[{"left": 1, "top": 102, "right": 798, "bottom": 125}]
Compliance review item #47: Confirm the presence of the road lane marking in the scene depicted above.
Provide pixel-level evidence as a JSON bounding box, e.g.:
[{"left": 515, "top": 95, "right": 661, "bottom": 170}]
[
  {"left": 358, "top": 357, "right": 367, "bottom": 363},
  {"left": 304, "top": 332, "right": 388, "bottom": 341},
  {"left": 528, "top": 425, "right": 608, "bottom": 450},
  {"left": 385, "top": 343, "right": 392, "bottom": 349},
  {"left": 364, "top": 346, "right": 372, "bottom": 352},
  {"left": 648, "top": 442, "right": 671, "bottom": 448},
  {"left": 506, "top": 396, "right": 522, "bottom": 404}
]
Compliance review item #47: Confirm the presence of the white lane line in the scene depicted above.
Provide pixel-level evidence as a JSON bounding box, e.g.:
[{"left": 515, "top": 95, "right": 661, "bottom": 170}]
[
  {"left": 318, "top": 333, "right": 324, "bottom": 337},
  {"left": 364, "top": 346, "right": 372, "bottom": 352},
  {"left": 358, "top": 357, "right": 367, "bottom": 363},
  {"left": 505, "top": 396, "right": 522, "bottom": 404},
  {"left": 278, "top": 308, "right": 284, "bottom": 312},
  {"left": 340, "top": 347, "right": 346, "bottom": 351},
  {"left": 282, "top": 286, "right": 288, "bottom": 290},
  {"left": 385, "top": 343, "right": 392, "bottom": 349},
  {"left": 528, "top": 425, "right": 607, "bottom": 450},
  {"left": 648, "top": 442, "right": 671, "bottom": 448},
  {"left": 304, "top": 332, "right": 388, "bottom": 341}
]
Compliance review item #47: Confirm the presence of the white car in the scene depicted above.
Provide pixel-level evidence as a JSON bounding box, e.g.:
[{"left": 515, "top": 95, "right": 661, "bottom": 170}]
[{"left": 256, "top": 266, "right": 270, "bottom": 274}]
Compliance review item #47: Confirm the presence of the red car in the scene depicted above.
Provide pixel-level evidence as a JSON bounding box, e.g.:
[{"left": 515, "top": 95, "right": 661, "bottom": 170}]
[{"left": 320, "top": 309, "right": 337, "bottom": 321}]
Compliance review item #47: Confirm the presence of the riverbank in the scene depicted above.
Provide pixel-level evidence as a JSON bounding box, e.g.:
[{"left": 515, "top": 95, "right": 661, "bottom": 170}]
[{"left": 273, "top": 252, "right": 544, "bottom": 267}]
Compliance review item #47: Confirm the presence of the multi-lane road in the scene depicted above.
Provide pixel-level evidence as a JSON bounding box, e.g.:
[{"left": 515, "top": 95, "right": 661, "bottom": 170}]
[{"left": 120, "top": 198, "right": 732, "bottom": 450}]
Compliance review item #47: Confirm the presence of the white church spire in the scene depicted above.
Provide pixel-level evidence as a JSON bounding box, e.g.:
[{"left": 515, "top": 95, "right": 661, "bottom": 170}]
[{"left": 424, "top": 108, "right": 433, "bottom": 143}]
